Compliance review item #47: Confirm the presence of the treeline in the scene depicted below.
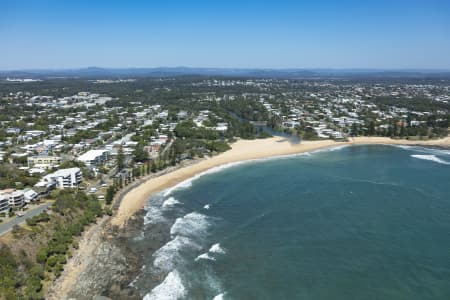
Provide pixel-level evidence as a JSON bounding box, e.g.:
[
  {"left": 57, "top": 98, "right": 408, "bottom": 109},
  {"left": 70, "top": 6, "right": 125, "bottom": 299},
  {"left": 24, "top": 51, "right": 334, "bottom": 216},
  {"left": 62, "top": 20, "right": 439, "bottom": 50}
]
[
  {"left": 0, "top": 163, "right": 40, "bottom": 189},
  {"left": 372, "top": 96, "right": 450, "bottom": 112},
  {"left": 220, "top": 98, "right": 269, "bottom": 121},
  {"left": 353, "top": 119, "right": 449, "bottom": 138}
]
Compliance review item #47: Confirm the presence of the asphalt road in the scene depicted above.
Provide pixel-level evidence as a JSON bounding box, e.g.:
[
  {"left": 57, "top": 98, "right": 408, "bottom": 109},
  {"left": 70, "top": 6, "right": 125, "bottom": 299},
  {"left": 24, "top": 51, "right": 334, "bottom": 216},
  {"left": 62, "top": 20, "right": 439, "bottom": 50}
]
[{"left": 0, "top": 202, "right": 52, "bottom": 236}]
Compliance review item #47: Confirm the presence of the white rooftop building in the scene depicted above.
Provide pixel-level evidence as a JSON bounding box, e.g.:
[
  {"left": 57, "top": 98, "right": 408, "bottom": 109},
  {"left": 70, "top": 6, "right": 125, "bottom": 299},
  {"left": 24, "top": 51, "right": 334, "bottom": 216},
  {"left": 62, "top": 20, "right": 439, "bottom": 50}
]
[
  {"left": 43, "top": 167, "right": 82, "bottom": 189},
  {"left": 0, "top": 194, "right": 9, "bottom": 212},
  {"left": 24, "top": 189, "right": 39, "bottom": 203},
  {"left": 77, "top": 149, "right": 109, "bottom": 167},
  {"left": 0, "top": 189, "right": 25, "bottom": 208}
]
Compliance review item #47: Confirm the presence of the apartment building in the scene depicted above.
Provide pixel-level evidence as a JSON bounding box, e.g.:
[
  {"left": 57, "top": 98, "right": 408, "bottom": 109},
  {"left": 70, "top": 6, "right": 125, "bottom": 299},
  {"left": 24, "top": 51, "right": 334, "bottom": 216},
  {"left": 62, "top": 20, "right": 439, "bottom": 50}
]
[{"left": 43, "top": 167, "right": 82, "bottom": 189}]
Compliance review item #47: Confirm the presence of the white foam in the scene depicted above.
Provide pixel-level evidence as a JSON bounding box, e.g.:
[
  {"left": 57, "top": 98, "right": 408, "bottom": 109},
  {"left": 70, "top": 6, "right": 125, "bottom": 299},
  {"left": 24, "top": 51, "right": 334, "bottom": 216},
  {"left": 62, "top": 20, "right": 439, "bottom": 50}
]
[
  {"left": 411, "top": 154, "right": 450, "bottom": 165},
  {"left": 163, "top": 180, "right": 193, "bottom": 196},
  {"left": 161, "top": 161, "right": 249, "bottom": 197},
  {"left": 213, "top": 293, "right": 225, "bottom": 300},
  {"left": 393, "top": 145, "right": 414, "bottom": 151},
  {"left": 162, "top": 197, "right": 181, "bottom": 208},
  {"left": 209, "top": 243, "right": 226, "bottom": 254},
  {"left": 153, "top": 236, "right": 201, "bottom": 271},
  {"left": 143, "top": 270, "right": 187, "bottom": 300},
  {"left": 170, "top": 212, "right": 211, "bottom": 238},
  {"left": 315, "top": 144, "right": 349, "bottom": 152},
  {"left": 195, "top": 252, "right": 216, "bottom": 262},
  {"left": 394, "top": 144, "right": 450, "bottom": 156},
  {"left": 204, "top": 204, "right": 211, "bottom": 210},
  {"left": 195, "top": 243, "right": 226, "bottom": 263},
  {"left": 143, "top": 205, "right": 166, "bottom": 225}
]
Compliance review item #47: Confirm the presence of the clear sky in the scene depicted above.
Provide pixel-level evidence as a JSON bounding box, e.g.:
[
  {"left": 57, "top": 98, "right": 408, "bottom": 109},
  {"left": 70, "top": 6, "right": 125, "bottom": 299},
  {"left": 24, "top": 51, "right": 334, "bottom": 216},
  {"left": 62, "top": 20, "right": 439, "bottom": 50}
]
[{"left": 1, "top": 0, "right": 450, "bottom": 70}]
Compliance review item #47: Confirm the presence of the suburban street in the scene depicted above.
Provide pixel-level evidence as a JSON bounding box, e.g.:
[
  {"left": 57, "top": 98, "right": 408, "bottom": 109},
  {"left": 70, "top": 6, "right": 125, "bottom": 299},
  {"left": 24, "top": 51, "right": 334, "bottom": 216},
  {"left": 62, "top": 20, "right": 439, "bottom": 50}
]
[{"left": 0, "top": 202, "right": 52, "bottom": 236}]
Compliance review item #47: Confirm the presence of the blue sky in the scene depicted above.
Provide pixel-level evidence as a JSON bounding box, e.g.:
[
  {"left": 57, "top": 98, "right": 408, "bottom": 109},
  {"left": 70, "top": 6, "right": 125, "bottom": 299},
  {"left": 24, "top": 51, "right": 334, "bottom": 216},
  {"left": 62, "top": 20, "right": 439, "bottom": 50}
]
[{"left": 1, "top": 0, "right": 449, "bottom": 70}]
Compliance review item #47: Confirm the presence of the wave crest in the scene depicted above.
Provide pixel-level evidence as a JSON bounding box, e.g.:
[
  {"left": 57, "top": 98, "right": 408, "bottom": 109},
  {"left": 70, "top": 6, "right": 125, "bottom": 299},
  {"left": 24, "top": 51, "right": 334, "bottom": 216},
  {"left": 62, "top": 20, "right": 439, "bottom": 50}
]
[
  {"left": 162, "top": 196, "right": 181, "bottom": 208},
  {"left": 411, "top": 154, "right": 450, "bottom": 165},
  {"left": 170, "top": 212, "right": 211, "bottom": 238},
  {"left": 153, "top": 236, "right": 202, "bottom": 271},
  {"left": 143, "top": 270, "right": 186, "bottom": 300}
]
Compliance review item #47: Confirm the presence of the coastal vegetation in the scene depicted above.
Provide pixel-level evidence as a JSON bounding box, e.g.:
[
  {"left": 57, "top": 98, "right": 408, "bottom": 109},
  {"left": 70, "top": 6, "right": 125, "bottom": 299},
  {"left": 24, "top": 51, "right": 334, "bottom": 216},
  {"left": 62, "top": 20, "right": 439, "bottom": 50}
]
[{"left": 0, "top": 190, "right": 103, "bottom": 299}]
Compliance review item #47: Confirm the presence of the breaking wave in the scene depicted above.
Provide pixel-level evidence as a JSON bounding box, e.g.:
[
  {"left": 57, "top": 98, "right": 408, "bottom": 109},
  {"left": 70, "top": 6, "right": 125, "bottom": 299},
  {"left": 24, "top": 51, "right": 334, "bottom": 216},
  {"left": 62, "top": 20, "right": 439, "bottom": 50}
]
[
  {"left": 209, "top": 243, "right": 226, "bottom": 254},
  {"left": 162, "top": 197, "right": 181, "bottom": 208},
  {"left": 411, "top": 154, "right": 450, "bottom": 165},
  {"left": 143, "top": 270, "right": 186, "bottom": 300},
  {"left": 153, "top": 236, "right": 202, "bottom": 271},
  {"left": 195, "top": 252, "right": 216, "bottom": 261},
  {"left": 213, "top": 293, "right": 225, "bottom": 300},
  {"left": 170, "top": 212, "right": 211, "bottom": 238},
  {"left": 195, "top": 243, "right": 226, "bottom": 262},
  {"left": 143, "top": 201, "right": 166, "bottom": 225}
]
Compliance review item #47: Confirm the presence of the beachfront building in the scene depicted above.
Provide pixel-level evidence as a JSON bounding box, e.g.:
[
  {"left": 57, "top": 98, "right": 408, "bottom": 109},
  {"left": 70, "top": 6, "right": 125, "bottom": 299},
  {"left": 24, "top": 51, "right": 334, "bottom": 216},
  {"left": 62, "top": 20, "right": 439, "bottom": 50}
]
[
  {"left": 77, "top": 149, "right": 109, "bottom": 168},
  {"left": 27, "top": 155, "right": 62, "bottom": 169},
  {"left": 0, "top": 189, "right": 25, "bottom": 208},
  {"left": 0, "top": 194, "right": 9, "bottom": 212},
  {"left": 23, "top": 189, "right": 39, "bottom": 203},
  {"left": 33, "top": 180, "right": 56, "bottom": 195},
  {"left": 43, "top": 167, "right": 82, "bottom": 189}
]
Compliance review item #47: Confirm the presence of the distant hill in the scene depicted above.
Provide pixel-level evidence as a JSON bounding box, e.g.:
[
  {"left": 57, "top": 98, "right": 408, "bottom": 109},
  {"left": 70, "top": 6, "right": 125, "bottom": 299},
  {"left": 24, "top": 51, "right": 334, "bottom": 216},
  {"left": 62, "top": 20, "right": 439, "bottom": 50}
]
[{"left": 1, "top": 67, "right": 450, "bottom": 79}]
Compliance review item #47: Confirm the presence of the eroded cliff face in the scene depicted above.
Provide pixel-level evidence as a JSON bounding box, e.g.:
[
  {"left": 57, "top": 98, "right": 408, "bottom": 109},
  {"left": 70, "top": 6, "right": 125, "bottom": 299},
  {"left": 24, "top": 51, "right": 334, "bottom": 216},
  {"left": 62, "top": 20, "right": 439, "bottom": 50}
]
[{"left": 47, "top": 216, "right": 143, "bottom": 300}]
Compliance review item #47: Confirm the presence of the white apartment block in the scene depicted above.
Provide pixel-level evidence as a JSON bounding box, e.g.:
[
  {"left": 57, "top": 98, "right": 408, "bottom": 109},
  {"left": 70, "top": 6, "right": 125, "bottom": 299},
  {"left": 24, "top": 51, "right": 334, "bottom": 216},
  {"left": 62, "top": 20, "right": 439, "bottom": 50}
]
[
  {"left": 0, "top": 194, "right": 9, "bottom": 212},
  {"left": 43, "top": 167, "right": 82, "bottom": 189},
  {"left": 0, "top": 189, "right": 25, "bottom": 208},
  {"left": 77, "top": 149, "right": 109, "bottom": 168}
]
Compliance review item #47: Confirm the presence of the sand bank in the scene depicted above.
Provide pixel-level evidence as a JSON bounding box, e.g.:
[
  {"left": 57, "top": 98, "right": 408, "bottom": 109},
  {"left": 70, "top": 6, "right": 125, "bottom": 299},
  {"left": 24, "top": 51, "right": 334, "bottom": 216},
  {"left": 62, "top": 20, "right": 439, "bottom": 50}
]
[{"left": 111, "top": 136, "right": 450, "bottom": 227}]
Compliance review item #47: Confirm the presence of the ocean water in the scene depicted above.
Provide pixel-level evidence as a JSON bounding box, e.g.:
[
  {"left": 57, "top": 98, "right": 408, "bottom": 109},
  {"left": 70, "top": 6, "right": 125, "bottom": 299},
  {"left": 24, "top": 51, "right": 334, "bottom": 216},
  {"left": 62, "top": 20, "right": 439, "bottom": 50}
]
[{"left": 130, "top": 145, "right": 450, "bottom": 300}]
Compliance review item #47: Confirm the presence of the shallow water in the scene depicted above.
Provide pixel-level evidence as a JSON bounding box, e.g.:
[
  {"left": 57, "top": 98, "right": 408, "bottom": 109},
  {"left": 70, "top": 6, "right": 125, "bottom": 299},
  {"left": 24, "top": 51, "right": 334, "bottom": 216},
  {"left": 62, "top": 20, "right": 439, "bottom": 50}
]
[{"left": 130, "top": 145, "right": 450, "bottom": 300}]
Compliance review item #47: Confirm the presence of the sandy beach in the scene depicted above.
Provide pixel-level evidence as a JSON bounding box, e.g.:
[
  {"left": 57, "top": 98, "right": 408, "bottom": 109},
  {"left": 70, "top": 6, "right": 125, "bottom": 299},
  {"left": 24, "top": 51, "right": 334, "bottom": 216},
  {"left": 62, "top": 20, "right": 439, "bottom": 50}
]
[
  {"left": 111, "top": 136, "right": 450, "bottom": 227},
  {"left": 50, "top": 136, "right": 450, "bottom": 298}
]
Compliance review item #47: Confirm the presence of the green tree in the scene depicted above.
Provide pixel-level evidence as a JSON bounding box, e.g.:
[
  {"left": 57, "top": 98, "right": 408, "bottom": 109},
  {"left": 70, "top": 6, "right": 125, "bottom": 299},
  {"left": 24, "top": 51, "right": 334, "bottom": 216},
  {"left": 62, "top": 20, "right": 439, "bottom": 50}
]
[
  {"left": 117, "top": 146, "right": 125, "bottom": 171},
  {"left": 105, "top": 186, "right": 115, "bottom": 205},
  {"left": 132, "top": 143, "right": 149, "bottom": 163}
]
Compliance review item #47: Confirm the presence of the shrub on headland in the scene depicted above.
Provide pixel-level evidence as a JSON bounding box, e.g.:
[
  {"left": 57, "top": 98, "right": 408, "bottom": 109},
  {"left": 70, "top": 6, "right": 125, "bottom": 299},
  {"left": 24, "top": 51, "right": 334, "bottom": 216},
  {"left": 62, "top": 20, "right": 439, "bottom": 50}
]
[{"left": 0, "top": 189, "right": 104, "bottom": 299}]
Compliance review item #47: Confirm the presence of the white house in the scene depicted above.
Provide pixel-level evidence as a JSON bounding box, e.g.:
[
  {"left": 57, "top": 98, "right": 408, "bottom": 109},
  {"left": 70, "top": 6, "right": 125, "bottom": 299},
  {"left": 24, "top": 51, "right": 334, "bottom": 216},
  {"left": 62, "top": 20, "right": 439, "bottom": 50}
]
[{"left": 43, "top": 167, "right": 82, "bottom": 189}]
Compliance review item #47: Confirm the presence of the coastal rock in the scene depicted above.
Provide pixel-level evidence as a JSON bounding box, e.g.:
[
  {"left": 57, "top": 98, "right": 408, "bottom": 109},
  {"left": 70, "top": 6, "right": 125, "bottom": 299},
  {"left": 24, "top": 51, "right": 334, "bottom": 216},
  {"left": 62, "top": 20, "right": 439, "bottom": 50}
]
[
  {"left": 47, "top": 216, "right": 143, "bottom": 300},
  {"left": 65, "top": 237, "right": 138, "bottom": 299}
]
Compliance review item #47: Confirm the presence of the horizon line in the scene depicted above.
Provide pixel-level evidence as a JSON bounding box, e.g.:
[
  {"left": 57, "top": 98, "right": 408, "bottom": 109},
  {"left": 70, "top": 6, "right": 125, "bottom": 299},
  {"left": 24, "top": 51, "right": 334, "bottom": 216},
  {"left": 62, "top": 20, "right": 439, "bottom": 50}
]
[{"left": 2, "top": 66, "right": 450, "bottom": 72}]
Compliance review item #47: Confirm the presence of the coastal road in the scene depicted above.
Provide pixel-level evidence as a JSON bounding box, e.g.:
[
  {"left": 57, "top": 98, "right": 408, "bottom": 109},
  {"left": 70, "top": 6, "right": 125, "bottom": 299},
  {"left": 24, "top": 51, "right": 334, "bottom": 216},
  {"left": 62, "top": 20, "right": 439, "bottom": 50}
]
[{"left": 0, "top": 202, "right": 52, "bottom": 236}]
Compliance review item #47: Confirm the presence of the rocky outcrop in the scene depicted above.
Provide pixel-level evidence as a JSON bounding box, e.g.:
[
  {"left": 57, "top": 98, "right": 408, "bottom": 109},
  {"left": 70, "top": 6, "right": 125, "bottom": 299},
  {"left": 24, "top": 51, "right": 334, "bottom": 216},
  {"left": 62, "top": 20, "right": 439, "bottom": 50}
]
[{"left": 47, "top": 216, "right": 143, "bottom": 300}]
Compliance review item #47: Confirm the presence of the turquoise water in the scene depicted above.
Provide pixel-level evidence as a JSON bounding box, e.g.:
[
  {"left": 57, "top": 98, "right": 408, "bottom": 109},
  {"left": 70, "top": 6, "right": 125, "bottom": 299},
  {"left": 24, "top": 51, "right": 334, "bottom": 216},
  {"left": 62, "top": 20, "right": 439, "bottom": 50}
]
[{"left": 132, "top": 145, "right": 450, "bottom": 300}]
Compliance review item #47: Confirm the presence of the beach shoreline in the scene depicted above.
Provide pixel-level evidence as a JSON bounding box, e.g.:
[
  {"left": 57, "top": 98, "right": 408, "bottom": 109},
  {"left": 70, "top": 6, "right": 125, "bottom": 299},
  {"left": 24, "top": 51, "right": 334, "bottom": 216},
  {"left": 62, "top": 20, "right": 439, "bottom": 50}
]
[
  {"left": 111, "top": 136, "right": 450, "bottom": 227},
  {"left": 48, "top": 136, "right": 450, "bottom": 298}
]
